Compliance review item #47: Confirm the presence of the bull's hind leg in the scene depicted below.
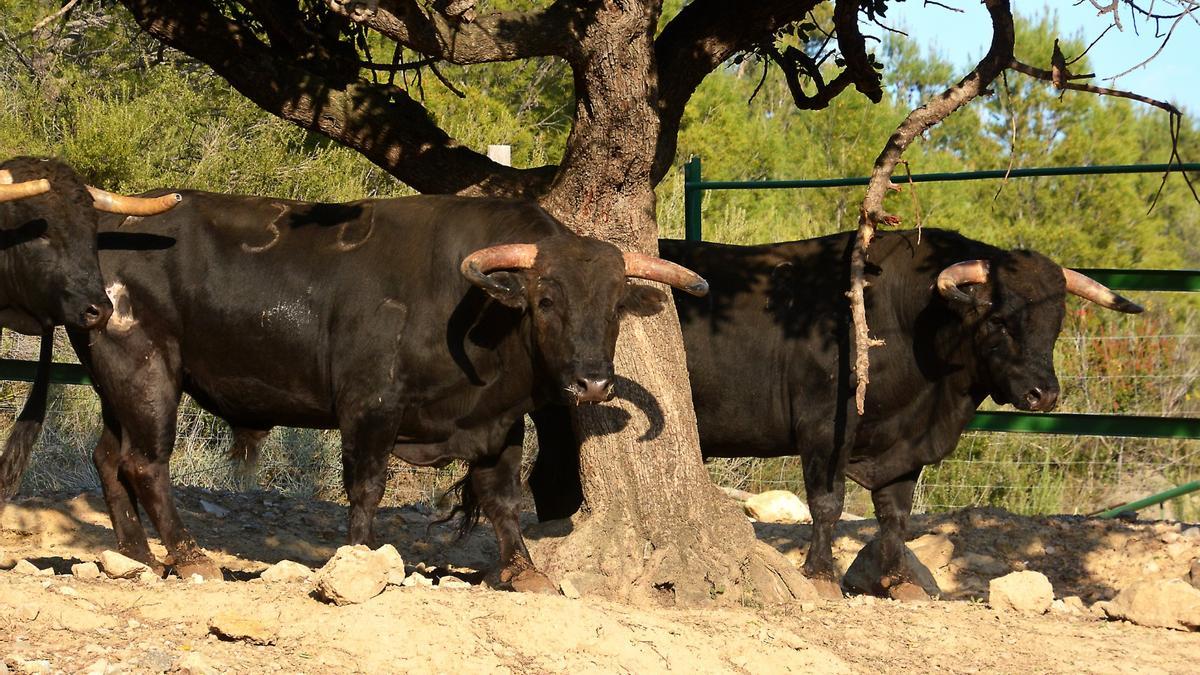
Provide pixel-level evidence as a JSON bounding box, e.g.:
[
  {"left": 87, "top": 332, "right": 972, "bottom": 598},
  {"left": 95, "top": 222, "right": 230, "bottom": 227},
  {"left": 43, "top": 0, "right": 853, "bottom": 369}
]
[
  {"left": 870, "top": 468, "right": 928, "bottom": 601},
  {"left": 469, "top": 422, "right": 556, "bottom": 594},
  {"left": 91, "top": 409, "right": 159, "bottom": 573},
  {"left": 800, "top": 453, "right": 847, "bottom": 600},
  {"left": 340, "top": 413, "right": 400, "bottom": 547}
]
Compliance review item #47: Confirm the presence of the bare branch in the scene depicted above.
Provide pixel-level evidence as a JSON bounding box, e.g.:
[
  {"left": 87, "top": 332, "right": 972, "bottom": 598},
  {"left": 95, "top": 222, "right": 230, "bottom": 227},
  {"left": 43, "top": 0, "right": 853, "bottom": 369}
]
[
  {"left": 849, "top": 0, "right": 1016, "bottom": 415},
  {"left": 118, "top": 0, "right": 553, "bottom": 198},
  {"left": 325, "top": 0, "right": 577, "bottom": 65},
  {"left": 834, "top": 0, "right": 884, "bottom": 103},
  {"left": 1009, "top": 57, "right": 1180, "bottom": 115},
  {"left": 32, "top": 0, "right": 81, "bottom": 33}
]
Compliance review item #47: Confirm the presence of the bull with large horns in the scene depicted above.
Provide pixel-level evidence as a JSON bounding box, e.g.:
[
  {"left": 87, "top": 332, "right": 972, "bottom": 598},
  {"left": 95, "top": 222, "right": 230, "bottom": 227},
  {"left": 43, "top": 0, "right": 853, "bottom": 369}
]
[
  {"left": 0, "top": 157, "right": 181, "bottom": 500},
  {"left": 1, "top": 190, "right": 706, "bottom": 590}
]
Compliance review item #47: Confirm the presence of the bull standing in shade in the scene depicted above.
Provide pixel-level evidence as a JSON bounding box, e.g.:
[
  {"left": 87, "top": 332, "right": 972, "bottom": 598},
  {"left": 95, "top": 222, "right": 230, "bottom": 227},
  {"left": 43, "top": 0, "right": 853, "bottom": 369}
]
[
  {"left": 0, "top": 157, "right": 180, "bottom": 499},
  {"left": 1, "top": 190, "right": 707, "bottom": 591},
  {"left": 529, "top": 228, "right": 1142, "bottom": 599}
]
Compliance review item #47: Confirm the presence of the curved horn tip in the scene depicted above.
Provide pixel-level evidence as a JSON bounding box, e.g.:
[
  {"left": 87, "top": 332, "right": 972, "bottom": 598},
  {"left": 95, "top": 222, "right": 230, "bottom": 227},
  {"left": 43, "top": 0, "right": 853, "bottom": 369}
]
[
  {"left": 684, "top": 279, "right": 710, "bottom": 297},
  {"left": 1112, "top": 296, "right": 1145, "bottom": 314}
]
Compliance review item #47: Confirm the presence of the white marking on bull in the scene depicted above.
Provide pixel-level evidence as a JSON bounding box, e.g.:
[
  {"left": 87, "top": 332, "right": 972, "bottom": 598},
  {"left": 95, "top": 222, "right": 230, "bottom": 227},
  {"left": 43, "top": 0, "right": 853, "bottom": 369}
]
[
  {"left": 242, "top": 203, "right": 288, "bottom": 253},
  {"left": 104, "top": 281, "right": 137, "bottom": 332},
  {"left": 333, "top": 203, "right": 376, "bottom": 252},
  {"left": 260, "top": 297, "right": 316, "bottom": 329}
]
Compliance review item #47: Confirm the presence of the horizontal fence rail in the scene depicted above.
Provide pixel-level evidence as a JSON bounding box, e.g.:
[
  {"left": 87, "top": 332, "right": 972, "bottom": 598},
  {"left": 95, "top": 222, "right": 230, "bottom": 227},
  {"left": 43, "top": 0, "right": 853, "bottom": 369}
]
[{"left": 683, "top": 157, "right": 1200, "bottom": 440}]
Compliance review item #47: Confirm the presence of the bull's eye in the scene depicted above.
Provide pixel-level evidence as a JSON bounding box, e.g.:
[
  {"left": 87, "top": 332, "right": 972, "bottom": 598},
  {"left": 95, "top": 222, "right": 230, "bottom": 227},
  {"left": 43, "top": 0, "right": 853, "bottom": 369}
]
[{"left": 538, "top": 297, "right": 554, "bottom": 310}]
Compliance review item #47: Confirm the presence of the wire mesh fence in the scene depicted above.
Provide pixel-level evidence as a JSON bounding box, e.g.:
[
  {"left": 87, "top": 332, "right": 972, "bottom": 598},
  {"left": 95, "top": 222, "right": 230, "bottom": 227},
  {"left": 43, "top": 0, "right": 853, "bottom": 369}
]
[{"left": 2, "top": 289, "right": 1196, "bottom": 520}]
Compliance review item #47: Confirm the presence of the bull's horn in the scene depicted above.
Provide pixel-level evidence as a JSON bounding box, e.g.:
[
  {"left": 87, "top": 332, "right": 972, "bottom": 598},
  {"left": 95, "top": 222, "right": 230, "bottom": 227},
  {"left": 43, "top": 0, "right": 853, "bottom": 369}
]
[
  {"left": 0, "top": 173, "right": 51, "bottom": 203},
  {"left": 1063, "top": 268, "right": 1143, "bottom": 314},
  {"left": 623, "top": 252, "right": 709, "bottom": 297},
  {"left": 936, "top": 260, "right": 990, "bottom": 304},
  {"left": 460, "top": 243, "right": 539, "bottom": 289},
  {"left": 87, "top": 187, "right": 182, "bottom": 216}
]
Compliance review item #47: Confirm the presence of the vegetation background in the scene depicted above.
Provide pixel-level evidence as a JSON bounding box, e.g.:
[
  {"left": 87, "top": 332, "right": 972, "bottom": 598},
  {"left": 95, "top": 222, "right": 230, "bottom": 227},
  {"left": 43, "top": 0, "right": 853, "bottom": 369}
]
[{"left": 0, "top": 1, "right": 1196, "bottom": 519}]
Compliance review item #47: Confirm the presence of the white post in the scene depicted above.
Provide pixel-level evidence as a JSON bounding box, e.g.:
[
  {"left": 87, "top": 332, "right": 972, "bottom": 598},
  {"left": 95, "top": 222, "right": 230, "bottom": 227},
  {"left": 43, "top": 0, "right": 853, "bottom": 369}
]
[{"left": 487, "top": 144, "right": 512, "bottom": 167}]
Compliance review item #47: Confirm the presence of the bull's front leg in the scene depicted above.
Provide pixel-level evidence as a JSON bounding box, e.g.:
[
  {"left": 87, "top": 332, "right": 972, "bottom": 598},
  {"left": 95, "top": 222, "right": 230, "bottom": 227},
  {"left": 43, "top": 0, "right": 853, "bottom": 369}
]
[
  {"left": 470, "top": 422, "right": 557, "bottom": 595},
  {"left": 870, "top": 468, "right": 929, "bottom": 601},
  {"left": 800, "top": 452, "right": 847, "bottom": 600}
]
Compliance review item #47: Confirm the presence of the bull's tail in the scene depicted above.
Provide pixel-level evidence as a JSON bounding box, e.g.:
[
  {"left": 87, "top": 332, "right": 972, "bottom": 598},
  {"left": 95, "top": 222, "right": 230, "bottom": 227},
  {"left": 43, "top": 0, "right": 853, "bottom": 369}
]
[
  {"left": 0, "top": 330, "right": 53, "bottom": 501},
  {"left": 430, "top": 470, "right": 482, "bottom": 540},
  {"left": 227, "top": 427, "right": 269, "bottom": 491}
]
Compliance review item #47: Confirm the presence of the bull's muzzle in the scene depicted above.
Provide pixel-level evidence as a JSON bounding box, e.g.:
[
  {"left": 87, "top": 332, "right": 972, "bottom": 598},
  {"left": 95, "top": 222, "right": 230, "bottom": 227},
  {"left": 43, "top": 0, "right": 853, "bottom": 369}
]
[
  {"left": 568, "top": 375, "right": 615, "bottom": 404},
  {"left": 1022, "top": 386, "right": 1059, "bottom": 412}
]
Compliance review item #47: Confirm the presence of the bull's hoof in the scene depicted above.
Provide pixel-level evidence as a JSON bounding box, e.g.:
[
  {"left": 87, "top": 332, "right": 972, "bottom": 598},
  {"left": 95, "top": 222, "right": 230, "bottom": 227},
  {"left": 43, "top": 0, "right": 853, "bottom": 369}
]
[
  {"left": 809, "top": 578, "right": 844, "bottom": 600},
  {"left": 173, "top": 555, "right": 224, "bottom": 581},
  {"left": 887, "top": 581, "right": 930, "bottom": 602},
  {"left": 508, "top": 569, "right": 559, "bottom": 595}
]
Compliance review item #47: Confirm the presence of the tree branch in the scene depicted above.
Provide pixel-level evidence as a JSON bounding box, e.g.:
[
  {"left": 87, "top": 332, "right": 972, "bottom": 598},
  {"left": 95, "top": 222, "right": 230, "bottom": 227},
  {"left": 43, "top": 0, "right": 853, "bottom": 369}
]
[
  {"left": 849, "top": 0, "right": 1016, "bottom": 415},
  {"left": 651, "top": 0, "right": 820, "bottom": 184},
  {"left": 325, "top": 0, "right": 578, "bottom": 64},
  {"left": 118, "top": 0, "right": 553, "bottom": 197},
  {"left": 834, "top": 0, "right": 884, "bottom": 103}
]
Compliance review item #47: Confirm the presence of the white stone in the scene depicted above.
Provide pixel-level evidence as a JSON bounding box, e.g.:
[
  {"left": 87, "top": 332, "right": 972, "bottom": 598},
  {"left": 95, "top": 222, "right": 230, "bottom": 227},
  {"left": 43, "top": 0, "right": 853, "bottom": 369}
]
[
  {"left": 259, "top": 560, "right": 313, "bottom": 583},
  {"left": 199, "top": 500, "right": 229, "bottom": 518},
  {"left": 438, "top": 575, "right": 471, "bottom": 589},
  {"left": 12, "top": 560, "right": 41, "bottom": 575},
  {"left": 1099, "top": 578, "right": 1200, "bottom": 631},
  {"left": 71, "top": 562, "right": 102, "bottom": 580},
  {"left": 988, "top": 571, "right": 1054, "bottom": 614},
  {"left": 744, "top": 490, "right": 811, "bottom": 524},
  {"left": 99, "top": 551, "right": 150, "bottom": 579},
  {"left": 313, "top": 544, "right": 405, "bottom": 605},
  {"left": 400, "top": 572, "right": 433, "bottom": 588}
]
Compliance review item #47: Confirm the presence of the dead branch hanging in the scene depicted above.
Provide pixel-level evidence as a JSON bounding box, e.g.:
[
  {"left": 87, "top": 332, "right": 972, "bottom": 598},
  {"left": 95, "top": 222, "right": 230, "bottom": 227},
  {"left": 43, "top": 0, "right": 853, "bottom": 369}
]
[{"left": 848, "top": 0, "right": 1016, "bottom": 415}]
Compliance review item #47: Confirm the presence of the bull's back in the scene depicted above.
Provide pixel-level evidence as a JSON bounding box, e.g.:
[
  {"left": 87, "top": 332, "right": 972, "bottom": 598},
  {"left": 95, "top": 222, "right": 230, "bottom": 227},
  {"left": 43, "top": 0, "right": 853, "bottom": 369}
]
[{"left": 96, "top": 192, "right": 553, "bottom": 428}]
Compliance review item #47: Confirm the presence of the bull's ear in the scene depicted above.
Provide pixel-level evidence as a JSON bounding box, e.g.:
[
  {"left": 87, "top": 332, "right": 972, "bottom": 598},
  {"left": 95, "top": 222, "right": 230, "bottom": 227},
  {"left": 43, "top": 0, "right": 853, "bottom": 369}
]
[
  {"left": 620, "top": 282, "right": 668, "bottom": 317},
  {"left": 480, "top": 271, "right": 528, "bottom": 309}
]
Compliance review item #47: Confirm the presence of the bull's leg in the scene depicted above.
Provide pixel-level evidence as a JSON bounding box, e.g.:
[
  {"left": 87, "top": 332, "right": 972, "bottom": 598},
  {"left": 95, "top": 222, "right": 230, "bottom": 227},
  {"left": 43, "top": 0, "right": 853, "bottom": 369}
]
[
  {"left": 91, "top": 410, "right": 158, "bottom": 572},
  {"left": 340, "top": 417, "right": 396, "bottom": 547},
  {"left": 870, "top": 468, "right": 926, "bottom": 601},
  {"left": 472, "top": 422, "right": 556, "bottom": 594},
  {"left": 801, "top": 454, "right": 847, "bottom": 600},
  {"left": 528, "top": 405, "right": 583, "bottom": 521}
]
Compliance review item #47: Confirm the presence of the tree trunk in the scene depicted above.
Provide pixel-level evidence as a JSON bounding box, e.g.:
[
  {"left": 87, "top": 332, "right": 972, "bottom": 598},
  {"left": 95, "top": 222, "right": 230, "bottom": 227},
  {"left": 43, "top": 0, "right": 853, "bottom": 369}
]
[{"left": 535, "top": 0, "right": 815, "bottom": 607}]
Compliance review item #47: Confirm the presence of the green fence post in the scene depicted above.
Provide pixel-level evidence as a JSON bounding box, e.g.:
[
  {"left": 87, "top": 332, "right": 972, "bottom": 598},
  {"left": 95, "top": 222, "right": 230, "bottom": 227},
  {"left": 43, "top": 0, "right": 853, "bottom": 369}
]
[{"left": 684, "top": 156, "right": 702, "bottom": 242}]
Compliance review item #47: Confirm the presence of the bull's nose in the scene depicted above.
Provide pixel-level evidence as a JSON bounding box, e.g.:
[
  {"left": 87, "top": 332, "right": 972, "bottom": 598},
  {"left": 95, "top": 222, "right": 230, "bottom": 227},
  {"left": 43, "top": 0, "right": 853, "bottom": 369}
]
[
  {"left": 82, "top": 302, "right": 112, "bottom": 330},
  {"left": 1024, "top": 387, "right": 1059, "bottom": 412},
  {"left": 572, "top": 376, "right": 613, "bottom": 404}
]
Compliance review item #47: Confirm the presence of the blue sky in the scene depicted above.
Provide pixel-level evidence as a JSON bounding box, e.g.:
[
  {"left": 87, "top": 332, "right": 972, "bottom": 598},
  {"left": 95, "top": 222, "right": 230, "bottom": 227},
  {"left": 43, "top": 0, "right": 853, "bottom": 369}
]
[{"left": 885, "top": 1, "right": 1199, "bottom": 115}]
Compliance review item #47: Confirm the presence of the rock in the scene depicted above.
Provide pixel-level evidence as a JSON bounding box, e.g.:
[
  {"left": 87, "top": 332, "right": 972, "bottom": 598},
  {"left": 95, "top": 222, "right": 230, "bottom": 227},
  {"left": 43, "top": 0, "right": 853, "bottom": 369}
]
[
  {"left": 950, "top": 552, "right": 1009, "bottom": 578},
  {"left": 1099, "top": 578, "right": 1200, "bottom": 631},
  {"left": 82, "top": 659, "right": 111, "bottom": 675},
  {"left": 908, "top": 533, "right": 955, "bottom": 571},
  {"left": 988, "top": 571, "right": 1054, "bottom": 614},
  {"left": 5, "top": 656, "right": 51, "bottom": 675},
  {"left": 438, "top": 575, "right": 471, "bottom": 589},
  {"left": 71, "top": 562, "right": 102, "bottom": 580},
  {"left": 11, "top": 560, "right": 40, "bottom": 575},
  {"left": 138, "top": 570, "right": 160, "bottom": 584},
  {"left": 99, "top": 550, "right": 150, "bottom": 579},
  {"left": 176, "top": 651, "right": 216, "bottom": 675},
  {"left": 259, "top": 560, "right": 313, "bottom": 583},
  {"left": 313, "top": 544, "right": 405, "bottom": 605},
  {"left": 744, "top": 490, "right": 811, "bottom": 524},
  {"left": 199, "top": 499, "right": 229, "bottom": 518},
  {"left": 1189, "top": 559, "right": 1200, "bottom": 591},
  {"left": 843, "top": 537, "right": 940, "bottom": 599},
  {"left": 1165, "top": 541, "right": 1192, "bottom": 561},
  {"left": 560, "top": 578, "right": 581, "bottom": 599},
  {"left": 1062, "top": 595, "right": 1087, "bottom": 613},
  {"left": 400, "top": 572, "right": 433, "bottom": 588},
  {"left": 1178, "top": 526, "right": 1199, "bottom": 540},
  {"left": 209, "top": 612, "right": 278, "bottom": 645}
]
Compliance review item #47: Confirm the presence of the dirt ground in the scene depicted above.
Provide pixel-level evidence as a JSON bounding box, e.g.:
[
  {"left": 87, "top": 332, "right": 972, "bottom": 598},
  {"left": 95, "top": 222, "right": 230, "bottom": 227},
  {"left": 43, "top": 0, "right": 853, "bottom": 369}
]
[{"left": 3, "top": 487, "right": 1198, "bottom": 674}]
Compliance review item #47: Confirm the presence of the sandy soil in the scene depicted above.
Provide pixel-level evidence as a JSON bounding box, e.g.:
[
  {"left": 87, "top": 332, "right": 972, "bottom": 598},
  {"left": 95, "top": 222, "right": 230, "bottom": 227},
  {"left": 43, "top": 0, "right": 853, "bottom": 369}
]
[{"left": 2, "top": 487, "right": 1198, "bottom": 674}]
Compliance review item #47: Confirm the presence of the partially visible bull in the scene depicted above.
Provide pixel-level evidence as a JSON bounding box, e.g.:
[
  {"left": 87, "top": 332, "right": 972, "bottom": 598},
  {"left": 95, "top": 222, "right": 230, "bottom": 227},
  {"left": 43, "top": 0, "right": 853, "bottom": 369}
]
[
  {"left": 0, "top": 157, "right": 181, "bottom": 500},
  {"left": 529, "top": 228, "right": 1142, "bottom": 598}
]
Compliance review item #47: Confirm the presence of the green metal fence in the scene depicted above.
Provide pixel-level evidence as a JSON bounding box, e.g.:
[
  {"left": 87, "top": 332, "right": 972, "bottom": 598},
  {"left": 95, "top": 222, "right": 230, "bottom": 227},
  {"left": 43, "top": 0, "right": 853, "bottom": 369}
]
[{"left": 682, "top": 156, "right": 1200, "bottom": 441}]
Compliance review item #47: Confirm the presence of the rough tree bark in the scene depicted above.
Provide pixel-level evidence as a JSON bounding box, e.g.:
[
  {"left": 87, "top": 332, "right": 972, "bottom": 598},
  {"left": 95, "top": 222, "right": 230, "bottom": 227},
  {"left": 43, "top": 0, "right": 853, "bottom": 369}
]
[{"left": 533, "top": 1, "right": 813, "bottom": 605}]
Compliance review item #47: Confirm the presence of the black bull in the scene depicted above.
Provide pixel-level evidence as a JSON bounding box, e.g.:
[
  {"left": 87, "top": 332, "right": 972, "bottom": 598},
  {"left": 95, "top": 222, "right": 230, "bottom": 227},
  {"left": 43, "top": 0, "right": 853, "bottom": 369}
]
[
  {"left": 0, "top": 157, "right": 180, "bottom": 501},
  {"left": 528, "top": 229, "right": 1142, "bottom": 598},
  {"left": 29, "top": 191, "right": 706, "bottom": 589}
]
